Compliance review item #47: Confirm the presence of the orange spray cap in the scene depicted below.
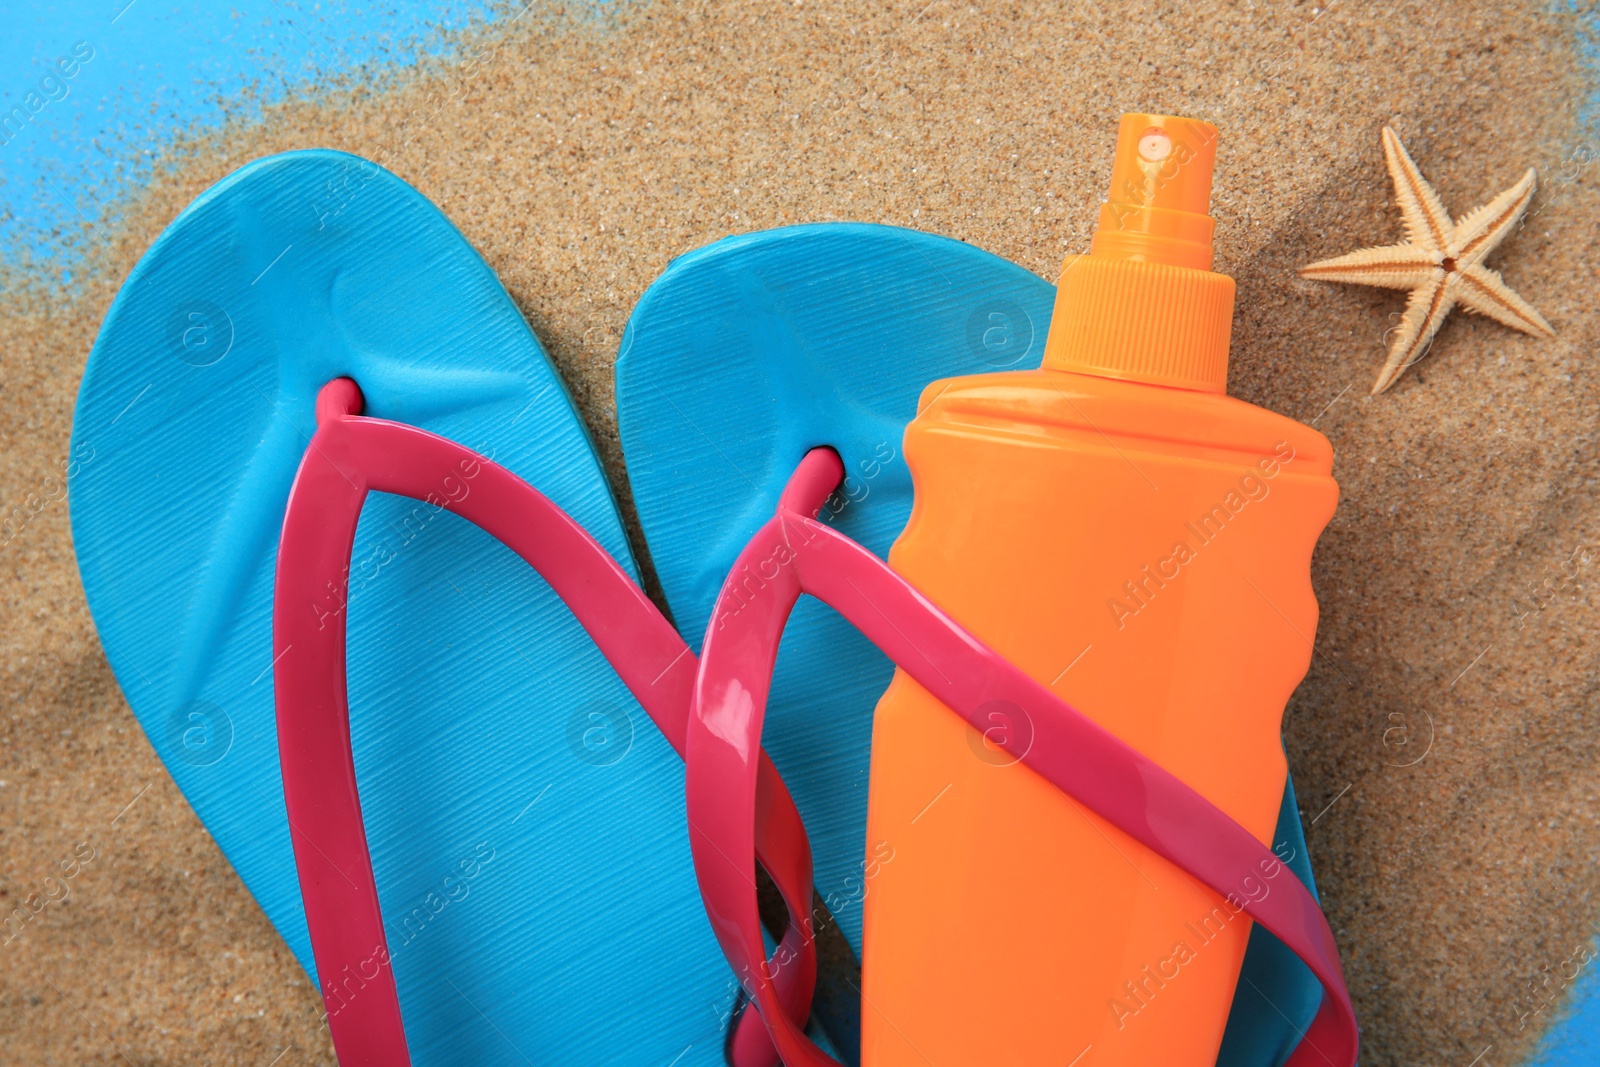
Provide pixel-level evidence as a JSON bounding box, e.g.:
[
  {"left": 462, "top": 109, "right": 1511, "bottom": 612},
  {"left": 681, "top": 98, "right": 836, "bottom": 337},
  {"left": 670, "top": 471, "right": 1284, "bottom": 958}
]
[{"left": 1043, "top": 113, "right": 1235, "bottom": 392}]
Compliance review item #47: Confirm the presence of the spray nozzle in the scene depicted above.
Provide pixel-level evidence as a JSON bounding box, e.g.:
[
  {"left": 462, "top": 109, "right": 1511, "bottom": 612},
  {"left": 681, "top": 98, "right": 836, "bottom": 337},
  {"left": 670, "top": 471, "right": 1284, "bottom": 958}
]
[
  {"left": 1091, "top": 114, "right": 1219, "bottom": 271},
  {"left": 1041, "top": 113, "right": 1234, "bottom": 392}
]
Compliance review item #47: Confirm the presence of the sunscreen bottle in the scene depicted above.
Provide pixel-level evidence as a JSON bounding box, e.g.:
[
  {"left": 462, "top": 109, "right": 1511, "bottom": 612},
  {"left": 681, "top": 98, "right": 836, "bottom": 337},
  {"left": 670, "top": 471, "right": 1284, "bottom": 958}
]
[{"left": 860, "top": 114, "right": 1339, "bottom": 1066}]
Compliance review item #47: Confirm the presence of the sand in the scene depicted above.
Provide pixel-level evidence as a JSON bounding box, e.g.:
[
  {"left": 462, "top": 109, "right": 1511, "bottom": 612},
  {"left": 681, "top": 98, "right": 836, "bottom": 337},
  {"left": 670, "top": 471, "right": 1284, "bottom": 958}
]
[{"left": 3, "top": 1, "right": 1599, "bottom": 1063}]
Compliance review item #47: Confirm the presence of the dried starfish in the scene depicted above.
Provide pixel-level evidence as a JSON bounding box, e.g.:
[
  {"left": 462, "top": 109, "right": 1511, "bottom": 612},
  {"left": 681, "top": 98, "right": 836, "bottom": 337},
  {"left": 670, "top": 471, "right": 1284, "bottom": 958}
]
[{"left": 1301, "top": 127, "right": 1553, "bottom": 394}]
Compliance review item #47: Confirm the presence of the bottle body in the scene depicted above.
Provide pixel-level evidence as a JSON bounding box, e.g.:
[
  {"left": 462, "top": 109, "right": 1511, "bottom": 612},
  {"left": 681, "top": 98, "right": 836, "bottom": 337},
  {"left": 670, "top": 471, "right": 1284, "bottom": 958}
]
[{"left": 860, "top": 368, "right": 1338, "bottom": 1065}]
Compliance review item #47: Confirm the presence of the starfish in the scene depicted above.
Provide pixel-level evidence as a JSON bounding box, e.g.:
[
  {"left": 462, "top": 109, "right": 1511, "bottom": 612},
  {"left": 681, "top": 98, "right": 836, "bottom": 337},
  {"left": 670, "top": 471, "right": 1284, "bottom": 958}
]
[{"left": 1301, "top": 127, "right": 1553, "bottom": 394}]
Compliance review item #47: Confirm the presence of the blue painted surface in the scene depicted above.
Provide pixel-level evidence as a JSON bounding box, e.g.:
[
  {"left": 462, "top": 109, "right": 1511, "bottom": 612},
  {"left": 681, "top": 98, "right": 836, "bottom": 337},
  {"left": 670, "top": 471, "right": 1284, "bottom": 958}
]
[
  {"left": 615, "top": 222, "right": 1323, "bottom": 1065},
  {"left": 70, "top": 150, "right": 741, "bottom": 1066},
  {"left": 1559, "top": 0, "right": 1600, "bottom": 131},
  {"left": 1533, "top": 950, "right": 1600, "bottom": 1066},
  {"left": 0, "top": 0, "right": 517, "bottom": 270}
]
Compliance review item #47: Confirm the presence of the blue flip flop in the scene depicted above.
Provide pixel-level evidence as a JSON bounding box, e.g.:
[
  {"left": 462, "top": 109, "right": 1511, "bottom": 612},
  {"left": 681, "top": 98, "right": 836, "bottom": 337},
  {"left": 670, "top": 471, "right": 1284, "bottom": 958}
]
[
  {"left": 614, "top": 222, "right": 1324, "bottom": 1066},
  {"left": 70, "top": 150, "right": 765, "bottom": 1066}
]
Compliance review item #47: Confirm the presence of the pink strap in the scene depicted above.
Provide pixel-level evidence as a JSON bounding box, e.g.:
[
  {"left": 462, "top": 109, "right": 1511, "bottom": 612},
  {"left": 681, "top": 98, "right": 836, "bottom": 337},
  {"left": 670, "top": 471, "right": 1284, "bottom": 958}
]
[
  {"left": 685, "top": 447, "right": 1359, "bottom": 1067},
  {"left": 273, "top": 379, "right": 815, "bottom": 1067}
]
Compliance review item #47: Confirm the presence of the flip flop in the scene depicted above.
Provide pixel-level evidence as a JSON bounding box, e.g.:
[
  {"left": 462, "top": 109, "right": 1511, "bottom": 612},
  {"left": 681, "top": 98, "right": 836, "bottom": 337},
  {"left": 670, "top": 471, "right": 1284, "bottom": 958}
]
[
  {"left": 614, "top": 222, "right": 1326, "bottom": 1065},
  {"left": 274, "top": 377, "right": 824, "bottom": 1066},
  {"left": 69, "top": 150, "right": 818, "bottom": 1066}
]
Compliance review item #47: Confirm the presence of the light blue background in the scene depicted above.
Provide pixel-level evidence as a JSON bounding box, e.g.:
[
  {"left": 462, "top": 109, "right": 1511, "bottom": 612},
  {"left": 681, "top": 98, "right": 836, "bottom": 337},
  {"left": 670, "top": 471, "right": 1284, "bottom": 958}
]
[{"left": 0, "top": 0, "right": 520, "bottom": 273}]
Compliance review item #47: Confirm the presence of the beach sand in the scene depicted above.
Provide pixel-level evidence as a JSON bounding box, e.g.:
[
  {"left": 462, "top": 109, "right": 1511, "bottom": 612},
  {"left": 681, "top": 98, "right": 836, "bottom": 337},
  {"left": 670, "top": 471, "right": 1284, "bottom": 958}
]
[{"left": 3, "top": 1, "right": 1598, "bottom": 1063}]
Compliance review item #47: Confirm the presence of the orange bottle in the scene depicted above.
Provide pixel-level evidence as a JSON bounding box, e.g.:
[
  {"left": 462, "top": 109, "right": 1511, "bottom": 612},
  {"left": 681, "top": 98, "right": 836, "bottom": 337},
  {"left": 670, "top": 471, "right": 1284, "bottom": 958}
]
[{"left": 860, "top": 114, "right": 1339, "bottom": 1065}]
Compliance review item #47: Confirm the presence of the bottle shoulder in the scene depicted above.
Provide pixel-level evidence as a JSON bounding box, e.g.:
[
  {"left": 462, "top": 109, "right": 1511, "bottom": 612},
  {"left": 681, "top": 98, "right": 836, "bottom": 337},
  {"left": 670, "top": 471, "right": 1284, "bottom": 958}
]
[{"left": 914, "top": 368, "right": 1334, "bottom": 475}]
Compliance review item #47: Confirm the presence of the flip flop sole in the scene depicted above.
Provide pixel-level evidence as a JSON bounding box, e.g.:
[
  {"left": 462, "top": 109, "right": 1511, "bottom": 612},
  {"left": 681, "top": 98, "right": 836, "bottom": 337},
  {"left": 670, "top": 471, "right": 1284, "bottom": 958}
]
[
  {"left": 71, "top": 151, "right": 736, "bottom": 1065},
  {"left": 616, "top": 222, "right": 1322, "bottom": 1066}
]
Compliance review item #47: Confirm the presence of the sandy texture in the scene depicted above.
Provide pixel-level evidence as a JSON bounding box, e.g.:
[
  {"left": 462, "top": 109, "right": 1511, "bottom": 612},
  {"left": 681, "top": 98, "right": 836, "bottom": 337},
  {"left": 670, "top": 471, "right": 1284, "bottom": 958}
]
[{"left": 3, "top": 1, "right": 1599, "bottom": 1064}]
